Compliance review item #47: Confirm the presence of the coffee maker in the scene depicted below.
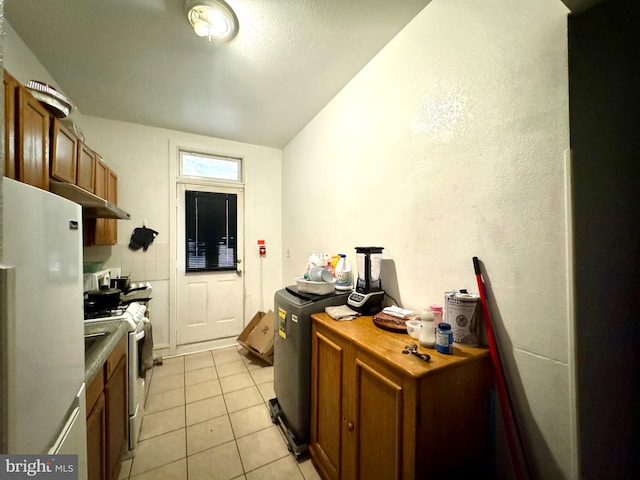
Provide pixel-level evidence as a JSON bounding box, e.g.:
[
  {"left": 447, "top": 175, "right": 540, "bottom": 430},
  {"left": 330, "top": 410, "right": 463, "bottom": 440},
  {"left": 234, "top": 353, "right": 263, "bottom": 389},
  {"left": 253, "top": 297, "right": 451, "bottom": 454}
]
[{"left": 347, "top": 246, "right": 385, "bottom": 314}]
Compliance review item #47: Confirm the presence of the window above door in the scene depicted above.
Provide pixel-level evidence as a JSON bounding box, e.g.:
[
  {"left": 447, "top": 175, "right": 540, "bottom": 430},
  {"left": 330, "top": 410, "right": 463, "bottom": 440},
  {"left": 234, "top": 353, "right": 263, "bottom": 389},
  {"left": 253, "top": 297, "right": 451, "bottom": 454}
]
[{"left": 180, "top": 151, "right": 242, "bottom": 183}]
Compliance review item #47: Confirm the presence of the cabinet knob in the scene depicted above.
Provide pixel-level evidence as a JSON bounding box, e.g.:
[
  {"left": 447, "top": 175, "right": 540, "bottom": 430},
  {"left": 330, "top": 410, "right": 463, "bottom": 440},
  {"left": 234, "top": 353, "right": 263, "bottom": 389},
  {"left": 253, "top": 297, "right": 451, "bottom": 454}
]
[{"left": 347, "top": 421, "right": 354, "bottom": 431}]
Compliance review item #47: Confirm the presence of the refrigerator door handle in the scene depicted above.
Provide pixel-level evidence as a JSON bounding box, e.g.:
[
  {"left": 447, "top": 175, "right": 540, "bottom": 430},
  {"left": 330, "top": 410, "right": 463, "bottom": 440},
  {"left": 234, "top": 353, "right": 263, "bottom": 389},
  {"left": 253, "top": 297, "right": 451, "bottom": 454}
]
[
  {"left": 47, "top": 394, "right": 80, "bottom": 454},
  {"left": 0, "top": 265, "right": 16, "bottom": 454}
]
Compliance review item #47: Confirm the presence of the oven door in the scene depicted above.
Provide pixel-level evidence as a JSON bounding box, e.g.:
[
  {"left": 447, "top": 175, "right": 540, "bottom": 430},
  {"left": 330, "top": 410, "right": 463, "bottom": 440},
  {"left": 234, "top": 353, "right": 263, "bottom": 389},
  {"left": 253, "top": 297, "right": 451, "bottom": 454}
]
[{"left": 128, "top": 326, "right": 145, "bottom": 450}]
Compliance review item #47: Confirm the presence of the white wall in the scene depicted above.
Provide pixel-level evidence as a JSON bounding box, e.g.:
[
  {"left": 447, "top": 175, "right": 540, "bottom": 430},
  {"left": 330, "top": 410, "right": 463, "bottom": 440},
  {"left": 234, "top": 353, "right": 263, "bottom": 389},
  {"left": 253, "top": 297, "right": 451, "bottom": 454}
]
[
  {"left": 282, "top": 0, "right": 572, "bottom": 478},
  {"left": 3, "top": 21, "right": 283, "bottom": 354},
  {"left": 79, "top": 118, "right": 282, "bottom": 352},
  {"left": 2, "top": 21, "right": 89, "bottom": 127}
]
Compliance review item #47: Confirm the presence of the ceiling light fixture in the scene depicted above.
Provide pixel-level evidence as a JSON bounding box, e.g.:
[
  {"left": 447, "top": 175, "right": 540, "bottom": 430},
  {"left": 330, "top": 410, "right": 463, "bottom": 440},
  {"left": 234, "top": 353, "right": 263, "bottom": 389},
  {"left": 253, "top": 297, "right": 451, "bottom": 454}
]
[{"left": 184, "top": 0, "right": 238, "bottom": 42}]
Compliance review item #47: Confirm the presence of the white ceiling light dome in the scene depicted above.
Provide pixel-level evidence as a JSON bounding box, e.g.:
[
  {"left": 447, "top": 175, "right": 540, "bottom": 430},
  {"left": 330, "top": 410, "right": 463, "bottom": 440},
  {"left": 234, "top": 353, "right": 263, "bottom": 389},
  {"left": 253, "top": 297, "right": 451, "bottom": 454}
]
[{"left": 184, "top": 0, "right": 238, "bottom": 41}]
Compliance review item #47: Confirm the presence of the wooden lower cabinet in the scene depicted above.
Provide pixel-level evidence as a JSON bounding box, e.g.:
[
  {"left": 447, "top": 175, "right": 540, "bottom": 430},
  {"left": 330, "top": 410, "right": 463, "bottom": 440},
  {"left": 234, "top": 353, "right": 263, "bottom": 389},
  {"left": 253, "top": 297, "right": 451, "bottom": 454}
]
[
  {"left": 87, "top": 335, "right": 128, "bottom": 480},
  {"left": 310, "top": 313, "right": 492, "bottom": 480},
  {"left": 312, "top": 330, "right": 343, "bottom": 480},
  {"left": 86, "top": 393, "right": 107, "bottom": 480},
  {"left": 105, "top": 355, "right": 127, "bottom": 480}
]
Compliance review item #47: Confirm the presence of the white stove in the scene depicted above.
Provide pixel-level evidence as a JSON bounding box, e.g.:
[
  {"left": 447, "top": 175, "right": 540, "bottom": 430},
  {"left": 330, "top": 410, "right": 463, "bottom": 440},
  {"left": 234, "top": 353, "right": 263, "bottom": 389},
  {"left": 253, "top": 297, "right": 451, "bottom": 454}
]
[
  {"left": 85, "top": 301, "right": 148, "bottom": 454},
  {"left": 85, "top": 302, "right": 146, "bottom": 331}
]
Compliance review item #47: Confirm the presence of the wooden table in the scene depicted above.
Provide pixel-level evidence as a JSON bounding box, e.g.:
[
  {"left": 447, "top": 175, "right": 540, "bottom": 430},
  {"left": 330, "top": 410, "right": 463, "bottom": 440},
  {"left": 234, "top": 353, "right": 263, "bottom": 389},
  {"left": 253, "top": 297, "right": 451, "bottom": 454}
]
[{"left": 309, "top": 313, "right": 492, "bottom": 480}]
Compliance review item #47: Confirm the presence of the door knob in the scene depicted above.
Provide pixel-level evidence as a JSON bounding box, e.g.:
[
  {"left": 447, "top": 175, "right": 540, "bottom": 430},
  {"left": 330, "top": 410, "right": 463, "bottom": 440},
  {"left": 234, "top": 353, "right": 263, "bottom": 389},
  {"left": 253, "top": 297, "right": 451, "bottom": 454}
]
[{"left": 347, "top": 421, "right": 354, "bottom": 431}]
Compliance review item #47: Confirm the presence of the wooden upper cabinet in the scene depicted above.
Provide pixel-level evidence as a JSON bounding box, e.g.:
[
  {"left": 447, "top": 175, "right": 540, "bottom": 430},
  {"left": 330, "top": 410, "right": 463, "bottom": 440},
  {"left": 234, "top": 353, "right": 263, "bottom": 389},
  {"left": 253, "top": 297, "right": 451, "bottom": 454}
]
[
  {"left": 94, "top": 156, "right": 118, "bottom": 245},
  {"left": 51, "top": 118, "right": 78, "bottom": 184},
  {"left": 107, "top": 169, "right": 118, "bottom": 244},
  {"left": 4, "top": 70, "right": 124, "bottom": 245},
  {"left": 94, "top": 155, "right": 108, "bottom": 199},
  {"left": 77, "top": 141, "right": 96, "bottom": 193},
  {"left": 108, "top": 169, "right": 117, "bottom": 206},
  {"left": 17, "top": 84, "right": 50, "bottom": 190},
  {"left": 3, "top": 69, "right": 17, "bottom": 179}
]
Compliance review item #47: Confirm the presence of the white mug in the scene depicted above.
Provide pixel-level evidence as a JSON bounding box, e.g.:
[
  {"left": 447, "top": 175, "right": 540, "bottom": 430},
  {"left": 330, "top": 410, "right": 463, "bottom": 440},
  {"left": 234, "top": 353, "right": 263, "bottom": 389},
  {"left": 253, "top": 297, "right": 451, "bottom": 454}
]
[
  {"left": 405, "top": 320, "right": 421, "bottom": 339},
  {"left": 309, "top": 266, "right": 333, "bottom": 283}
]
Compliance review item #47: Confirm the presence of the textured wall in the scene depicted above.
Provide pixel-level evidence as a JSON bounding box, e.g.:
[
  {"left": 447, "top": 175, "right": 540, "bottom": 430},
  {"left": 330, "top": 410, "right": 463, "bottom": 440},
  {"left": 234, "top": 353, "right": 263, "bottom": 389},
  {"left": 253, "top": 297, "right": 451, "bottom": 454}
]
[{"left": 283, "top": 0, "right": 572, "bottom": 477}]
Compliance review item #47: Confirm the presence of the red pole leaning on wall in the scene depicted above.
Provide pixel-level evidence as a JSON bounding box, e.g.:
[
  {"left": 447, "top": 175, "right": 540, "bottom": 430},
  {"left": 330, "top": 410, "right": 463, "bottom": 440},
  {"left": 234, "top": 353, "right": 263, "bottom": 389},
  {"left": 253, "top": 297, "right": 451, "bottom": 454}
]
[{"left": 473, "top": 256, "right": 531, "bottom": 480}]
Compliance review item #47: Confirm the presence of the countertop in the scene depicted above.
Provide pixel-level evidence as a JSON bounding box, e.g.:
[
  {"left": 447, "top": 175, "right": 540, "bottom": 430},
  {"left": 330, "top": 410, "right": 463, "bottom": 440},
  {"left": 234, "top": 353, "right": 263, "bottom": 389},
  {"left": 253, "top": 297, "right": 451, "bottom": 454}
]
[
  {"left": 311, "top": 312, "right": 489, "bottom": 378},
  {"left": 84, "top": 320, "right": 127, "bottom": 384}
]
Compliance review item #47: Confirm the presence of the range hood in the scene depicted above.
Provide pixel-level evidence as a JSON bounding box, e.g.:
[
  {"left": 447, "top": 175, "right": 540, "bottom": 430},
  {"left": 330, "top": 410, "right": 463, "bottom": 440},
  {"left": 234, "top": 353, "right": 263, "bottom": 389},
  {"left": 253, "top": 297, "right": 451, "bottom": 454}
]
[{"left": 49, "top": 181, "right": 131, "bottom": 220}]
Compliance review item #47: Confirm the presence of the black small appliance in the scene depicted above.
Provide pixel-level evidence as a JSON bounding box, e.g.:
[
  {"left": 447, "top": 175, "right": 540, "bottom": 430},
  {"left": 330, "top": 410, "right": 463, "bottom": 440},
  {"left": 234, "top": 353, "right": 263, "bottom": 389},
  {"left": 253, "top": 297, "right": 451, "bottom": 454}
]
[{"left": 347, "top": 246, "right": 385, "bottom": 314}]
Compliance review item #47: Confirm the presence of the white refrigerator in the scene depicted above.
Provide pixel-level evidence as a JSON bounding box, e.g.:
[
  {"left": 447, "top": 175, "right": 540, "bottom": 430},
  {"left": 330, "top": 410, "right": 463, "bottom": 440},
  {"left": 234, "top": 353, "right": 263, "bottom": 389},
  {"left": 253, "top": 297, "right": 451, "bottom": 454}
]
[{"left": 1, "top": 178, "right": 88, "bottom": 479}]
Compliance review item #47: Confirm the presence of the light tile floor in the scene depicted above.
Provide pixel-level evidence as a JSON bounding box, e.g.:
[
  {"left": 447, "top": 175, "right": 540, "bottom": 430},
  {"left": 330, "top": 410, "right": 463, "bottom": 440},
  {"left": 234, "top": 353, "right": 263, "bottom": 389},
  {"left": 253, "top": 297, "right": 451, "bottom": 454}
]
[{"left": 118, "top": 346, "right": 322, "bottom": 480}]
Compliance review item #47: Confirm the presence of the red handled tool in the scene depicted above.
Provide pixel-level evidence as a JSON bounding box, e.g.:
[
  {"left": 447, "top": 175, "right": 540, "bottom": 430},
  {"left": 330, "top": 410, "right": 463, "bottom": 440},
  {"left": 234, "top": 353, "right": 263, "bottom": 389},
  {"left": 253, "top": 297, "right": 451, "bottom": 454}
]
[{"left": 473, "top": 256, "right": 531, "bottom": 480}]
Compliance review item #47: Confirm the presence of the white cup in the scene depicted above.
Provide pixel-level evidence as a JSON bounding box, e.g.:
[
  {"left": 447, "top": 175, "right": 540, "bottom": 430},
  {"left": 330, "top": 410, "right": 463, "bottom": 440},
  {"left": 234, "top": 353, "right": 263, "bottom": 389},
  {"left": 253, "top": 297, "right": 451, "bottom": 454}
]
[
  {"left": 309, "top": 266, "right": 333, "bottom": 283},
  {"left": 405, "top": 320, "right": 421, "bottom": 339},
  {"left": 320, "top": 269, "right": 333, "bottom": 282}
]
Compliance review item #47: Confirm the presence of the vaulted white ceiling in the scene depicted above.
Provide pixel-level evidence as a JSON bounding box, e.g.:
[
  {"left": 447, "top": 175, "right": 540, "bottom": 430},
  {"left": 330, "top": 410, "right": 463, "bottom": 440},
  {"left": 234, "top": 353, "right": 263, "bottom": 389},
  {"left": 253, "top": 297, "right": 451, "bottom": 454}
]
[{"left": 5, "top": 0, "right": 601, "bottom": 148}]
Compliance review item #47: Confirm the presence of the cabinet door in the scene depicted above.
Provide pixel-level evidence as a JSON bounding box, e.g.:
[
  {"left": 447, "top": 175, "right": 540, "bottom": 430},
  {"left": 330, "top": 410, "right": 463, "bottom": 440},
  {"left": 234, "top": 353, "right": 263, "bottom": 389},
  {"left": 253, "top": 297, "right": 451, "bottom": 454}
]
[
  {"left": 17, "top": 85, "right": 50, "bottom": 190},
  {"left": 87, "top": 393, "right": 107, "bottom": 480},
  {"left": 93, "top": 156, "right": 109, "bottom": 245},
  {"left": 107, "top": 169, "right": 118, "bottom": 243},
  {"left": 77, "top": 141, "right": 96, "bottom": 192},
  {"left": 3, "top": 69, "right": 17, "bottom": 179},
  {"left": 105, "top": 355, "right": 127, "bottom": 480},
  {"left": 350, "top": 352, "right": 405, "bottom": 480},
  {"left": 51, "top": 118, "right": 78, "bottom": 183},
  {"left": 94, "top": 158, "right": 117, "bottom": 245},
  {"left": 94, "top": 155, "right": 108, "bottom": 199},
  {"left": 310, "top": 327, "right": 346, "bottom": 480}
]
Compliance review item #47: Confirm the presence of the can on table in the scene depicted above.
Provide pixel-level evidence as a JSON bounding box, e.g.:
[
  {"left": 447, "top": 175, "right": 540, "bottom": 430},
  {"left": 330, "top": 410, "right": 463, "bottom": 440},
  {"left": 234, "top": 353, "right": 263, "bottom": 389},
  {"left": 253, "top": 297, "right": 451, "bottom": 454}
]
[
  {"left": 436, "top": 322, "right": 453, "bottom": 354},
  {"left": 444, "top": 290, "right": 481, "bottom": 346}
]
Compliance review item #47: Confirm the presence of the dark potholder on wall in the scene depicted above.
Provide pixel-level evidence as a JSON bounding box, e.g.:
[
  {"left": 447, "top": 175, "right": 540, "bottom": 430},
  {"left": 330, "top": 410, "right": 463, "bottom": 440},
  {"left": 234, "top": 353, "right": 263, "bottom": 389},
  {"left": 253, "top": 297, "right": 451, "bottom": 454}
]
[{"left": 129, "top": 226, "right": 159, "bottom": 251}]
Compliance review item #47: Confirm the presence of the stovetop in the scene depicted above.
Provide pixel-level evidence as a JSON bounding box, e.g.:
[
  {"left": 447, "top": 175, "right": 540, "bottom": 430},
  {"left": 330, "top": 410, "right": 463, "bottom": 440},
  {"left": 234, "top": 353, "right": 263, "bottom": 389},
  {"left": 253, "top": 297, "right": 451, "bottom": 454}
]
[
  {"left": 84, "top": 307, "right": 127, "bottom": 320},
  {"left": 84, "top": 301, "right": 147, "bottom": 332}
]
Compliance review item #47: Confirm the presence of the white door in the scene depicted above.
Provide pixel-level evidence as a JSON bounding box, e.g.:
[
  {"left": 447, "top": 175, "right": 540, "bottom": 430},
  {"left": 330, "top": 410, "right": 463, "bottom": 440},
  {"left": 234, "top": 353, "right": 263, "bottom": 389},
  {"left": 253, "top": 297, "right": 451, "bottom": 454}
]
[{"left": 177, "top": 183, "right": 244, "bottom": 345}]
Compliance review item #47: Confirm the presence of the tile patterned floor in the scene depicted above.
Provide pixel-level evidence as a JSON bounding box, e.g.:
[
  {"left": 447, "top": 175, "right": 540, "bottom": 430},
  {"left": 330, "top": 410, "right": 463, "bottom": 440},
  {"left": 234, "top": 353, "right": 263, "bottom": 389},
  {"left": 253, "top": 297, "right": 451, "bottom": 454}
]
[{"left": 118, "top": 346, "right": 321, "bottom": 480}]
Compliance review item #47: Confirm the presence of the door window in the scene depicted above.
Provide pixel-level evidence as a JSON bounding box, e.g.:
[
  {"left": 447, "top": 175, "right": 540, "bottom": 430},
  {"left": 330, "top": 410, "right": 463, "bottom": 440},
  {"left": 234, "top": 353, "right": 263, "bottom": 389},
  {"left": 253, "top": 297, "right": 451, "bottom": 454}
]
[{"left": 185, "top": 190, "right": 238, "bottom": 272}]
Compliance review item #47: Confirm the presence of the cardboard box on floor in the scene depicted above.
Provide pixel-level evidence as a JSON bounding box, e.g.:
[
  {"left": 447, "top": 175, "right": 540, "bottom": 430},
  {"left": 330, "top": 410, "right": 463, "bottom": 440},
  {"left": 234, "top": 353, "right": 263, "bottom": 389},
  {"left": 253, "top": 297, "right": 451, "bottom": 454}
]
[{"left": 237, "top": 310, "right": 275, "bottom": 365}]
